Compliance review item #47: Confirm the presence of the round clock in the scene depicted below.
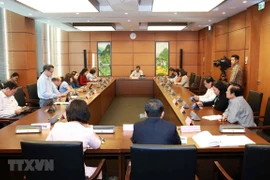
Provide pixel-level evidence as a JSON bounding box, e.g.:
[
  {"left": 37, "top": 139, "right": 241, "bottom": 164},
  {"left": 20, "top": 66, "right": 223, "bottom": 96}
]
[{"left": 130, "top": 32, "right": 136, "bottom": 40}]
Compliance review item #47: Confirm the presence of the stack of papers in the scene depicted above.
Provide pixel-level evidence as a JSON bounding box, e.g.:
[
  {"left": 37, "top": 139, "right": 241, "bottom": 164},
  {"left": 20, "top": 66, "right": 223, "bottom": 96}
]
[
  {"left": 202, "top": 115, "right": 222, "bottom": 121},
  {"left": 192, "top": 131, "right": 255, "bottom": 147}
]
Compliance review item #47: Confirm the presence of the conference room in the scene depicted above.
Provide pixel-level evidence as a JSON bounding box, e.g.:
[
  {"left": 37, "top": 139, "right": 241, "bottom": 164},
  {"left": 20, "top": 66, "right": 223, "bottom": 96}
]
[{"left": 1, "top": 0, "right": 270, "bottom": 180}]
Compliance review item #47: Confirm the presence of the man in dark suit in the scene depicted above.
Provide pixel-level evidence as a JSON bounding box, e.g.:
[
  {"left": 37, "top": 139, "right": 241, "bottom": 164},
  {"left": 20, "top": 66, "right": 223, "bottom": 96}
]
[{"left": 131, "top": 99, "right": 181, "bottom": 144}]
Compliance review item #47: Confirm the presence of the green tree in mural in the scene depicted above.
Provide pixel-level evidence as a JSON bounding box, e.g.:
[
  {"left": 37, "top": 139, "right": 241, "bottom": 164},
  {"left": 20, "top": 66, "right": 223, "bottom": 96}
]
[
  {"left": 156, "top": 46, "right": 169, "bottom": 76},
  {"left": 98, "top": 43, "right": 111, "bottom": 76}
]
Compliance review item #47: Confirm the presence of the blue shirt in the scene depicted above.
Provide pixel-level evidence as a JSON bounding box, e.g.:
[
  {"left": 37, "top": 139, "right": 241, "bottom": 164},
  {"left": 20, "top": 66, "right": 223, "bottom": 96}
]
[
  {"left": 59, "top": 81, "right": 69, "bottom": 94},
  {"left": 37, "top": 73, "right": 60, "bottom": 99},
  {"left": 71, "top": 81, "right": 80, "bottom": 88}
]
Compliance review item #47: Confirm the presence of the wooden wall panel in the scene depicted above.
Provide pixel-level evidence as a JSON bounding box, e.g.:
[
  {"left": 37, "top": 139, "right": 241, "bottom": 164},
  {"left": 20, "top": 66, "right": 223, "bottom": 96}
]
[
  {"left": 112, "top": 54, "right": 133, "bottom": 65},
  {"left": 112, "top": 32, "right": 131, "bottom": 41},
  {"left": 8, "top": 52, "right": 27, "bottom": 69},
  {"left": 228, "top": 11, "right": 246, "bottom": 32},
  {"left": 169, "top": 41, "right": 177, "bottom": 53},
  {"left": 215, "top": 34, "right": 227, "bottom": 51},
  {"left": 133, "top": 54, "right": 155, "bottom": 66},
  {"left": 26, "top": 34, "right": 36, "bottom": 51},
  {"left": 69, "top": 32, "right": 89, "bottom": 42},
  {"left": 54, "top": 54, "right": 69, "bottom": 66},
  {"left": 69, "top": 54, "right": 86, "bottom": 66},
  {"left": 91, "top": 32, "right": 112, "bottom": 41},
  {"left": 6, "top": 11, "right": 26, "bottom": 32},
  {"left": 56, "top": 42, "right": 69, "bottom": 53},
  {"left": 135, "top": 32, "right": 155, "bottom": 41},
  {"left": 8, "top": 33, "right": 27, "bottom": 50},
  {"left": 90, "top": 42, "right": 97, "bottom": 53},
  {"left": 245, "top": 27, "right": 250, "bottom": 50},
  {"left": 215, "top": 19, "right": 228, "bottom": 36},
  {"left": 228, "top": 28, "right": 246, "bottom": 50},
  {"left": 182, "top": 53, "right": 199, "bottom": 66},
  {"left": 154, "top": 31, "right": 177, "bottom": 41},
  {"left": 177, "top": 32, "right": 198, "bottom": 40},
  {"left": 112, "top": 41, "right": 133, "bottom": 53},
  {"left": 176, "top": 41, "right": 198, "bottom": 53},
  {"left": 170, "top": 53, "right": 177, "bottom": 67},
  {"left": 141, "top": 66, "right": 155, "bottom": 77},
  {"left": 112, "top": 66, "right": 133, "bottom": 77},
  {"left": 27, "top": 52, "right": 37, "bottom": 69},
  {"left": 69, "top": 42, "right": 90, "bottom": 53},
  {"left": 134, "top": 41, "right": 154, "bottom": 53}
]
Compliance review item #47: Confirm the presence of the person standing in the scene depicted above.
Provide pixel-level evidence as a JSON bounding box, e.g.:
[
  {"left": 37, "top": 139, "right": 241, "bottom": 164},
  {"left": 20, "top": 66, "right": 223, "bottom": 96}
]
[
  {"left": 37, "top": 64, "right": 63, "bottom": 107},
  {"left": 230, "top": 54, "right": 242, "bottom": 86}
]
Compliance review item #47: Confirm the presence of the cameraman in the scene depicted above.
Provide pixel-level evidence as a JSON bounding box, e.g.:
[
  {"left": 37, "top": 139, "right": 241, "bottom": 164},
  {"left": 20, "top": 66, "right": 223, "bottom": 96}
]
[{"left": 230, "top": 55, "right": 242, "bottom": 86}]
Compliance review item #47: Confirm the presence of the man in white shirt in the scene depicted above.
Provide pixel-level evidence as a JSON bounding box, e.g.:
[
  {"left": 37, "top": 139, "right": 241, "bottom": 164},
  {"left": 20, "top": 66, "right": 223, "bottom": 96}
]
[
  {"left": 37, "top": 64, "right": 63, "bottom": 107},
  {"left": 0, "top": 81, "right": 22, "bottom": 118},
  {"left": 130, "top": 65, "right": 143, "bottom": 78}
]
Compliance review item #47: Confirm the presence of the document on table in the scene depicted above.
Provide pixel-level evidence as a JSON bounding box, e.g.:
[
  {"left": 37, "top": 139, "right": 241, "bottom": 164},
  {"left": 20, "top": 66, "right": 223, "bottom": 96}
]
[
  {"left": 202, "top": 115, "right": 222, "bottom": 121},
  {"left": 192, "top": 131, "right": 255, "bottom": 147}
]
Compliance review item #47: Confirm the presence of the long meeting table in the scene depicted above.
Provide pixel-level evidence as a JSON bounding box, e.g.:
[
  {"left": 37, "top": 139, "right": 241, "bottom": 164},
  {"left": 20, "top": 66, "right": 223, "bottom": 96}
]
[{"left": 0, "top": 77, "right": 268, "bottom": 180}]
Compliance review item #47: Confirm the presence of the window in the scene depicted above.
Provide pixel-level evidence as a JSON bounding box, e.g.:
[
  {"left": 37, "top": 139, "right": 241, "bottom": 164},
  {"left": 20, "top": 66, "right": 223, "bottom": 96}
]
[
  {"left": 155, "top": 42, "right": 169, "bottom": 76},
  {"left": 97, "top": 42, "right": 112, "bottom": 76}
]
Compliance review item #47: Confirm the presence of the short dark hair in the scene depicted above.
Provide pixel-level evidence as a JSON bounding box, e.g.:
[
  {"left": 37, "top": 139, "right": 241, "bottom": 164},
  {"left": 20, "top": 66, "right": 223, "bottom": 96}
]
[
  {"left": 71, "top": 71, "right": 77, "bottom": 76},
  {"left": 229, "top": 83, "right": 243, "bottom": 97},
  {"left": 169, "top": 67, "right": 174, "bottom": 71},
  {"left": 64, "top": 73, "right": 73, "bottom": 85},
  {"left": 136, "top": 65, "right": 140, "bottom": 69},
  {"left": 4, "top": 81, "right": 18, "bottom": 90},
  {"left": 66, "top": 99, "right": 90, "bottom": 123},
  {"left": 213, "top": 81, "right": 226, "bottom": 93},
  {"left": 43, "top": 64, "right": 54, "bottom": 71},
  {"left": 90, "top": 69, "right": 96, "bottom": 74},
  {"left": 145, "top": 99, "right": 164, "bottom": 117},
  {"left": 231, "top": 54, "right": 239, "bottom": 60},
  {"left": 205, "top": 76, "right": 214, "bottom": 84},
  {"left": 11, "top": 72, "right": 19, "bottom": 78},
  {"left": 51, "top": 77, "right": 60, "bottom": 82},
  {"left": 180, "top": 69, "right": 187, "bottom": 76}
]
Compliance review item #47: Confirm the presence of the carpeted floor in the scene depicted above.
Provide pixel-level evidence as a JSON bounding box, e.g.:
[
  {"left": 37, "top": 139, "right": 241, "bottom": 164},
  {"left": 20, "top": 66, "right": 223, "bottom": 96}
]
[{"left": 99, "top": 97, "right": 151, "bottom": 126}]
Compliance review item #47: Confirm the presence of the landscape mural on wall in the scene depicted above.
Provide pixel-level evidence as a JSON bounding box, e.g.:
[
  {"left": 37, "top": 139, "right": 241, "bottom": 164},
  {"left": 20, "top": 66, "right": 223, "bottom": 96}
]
[
  {"left": 155, "top": 42, "right": 169, "bottom": 76},
  {"left": 97, "top": 42, "right": 111, "bottom": 76}
]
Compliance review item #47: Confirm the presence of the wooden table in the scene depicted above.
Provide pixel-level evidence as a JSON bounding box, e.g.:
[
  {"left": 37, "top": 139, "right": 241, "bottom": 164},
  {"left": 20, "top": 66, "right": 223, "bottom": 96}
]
[{"left": 0, "top": 77, "right": 268, "bottom": 180}]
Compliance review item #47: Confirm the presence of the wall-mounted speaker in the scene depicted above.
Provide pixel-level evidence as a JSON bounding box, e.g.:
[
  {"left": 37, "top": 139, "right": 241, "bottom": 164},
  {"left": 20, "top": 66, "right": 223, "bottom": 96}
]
[
  {"left": 180, "top": 49, "right": 183, "bottom": 69},
  {"left": 83, "top": 49, "right": 87, "bottom": 68}
]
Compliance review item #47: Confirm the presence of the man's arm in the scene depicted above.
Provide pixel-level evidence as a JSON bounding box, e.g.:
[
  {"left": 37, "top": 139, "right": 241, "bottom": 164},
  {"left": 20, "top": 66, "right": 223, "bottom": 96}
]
[{"left": 130, "top": 70, "right": 135, "bottom": 78}]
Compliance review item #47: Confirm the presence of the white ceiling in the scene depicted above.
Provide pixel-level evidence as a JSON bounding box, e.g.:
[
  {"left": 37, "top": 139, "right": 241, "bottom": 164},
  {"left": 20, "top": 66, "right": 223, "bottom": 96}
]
[{"left": 0, "top": 0, "right": 263, "bottom": 31}]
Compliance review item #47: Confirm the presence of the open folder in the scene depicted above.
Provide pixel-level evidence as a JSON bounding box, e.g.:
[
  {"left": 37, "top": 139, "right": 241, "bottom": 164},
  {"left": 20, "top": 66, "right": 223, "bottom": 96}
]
[{"left": 192, "top": 131, "right": 255, "bottom": 147}]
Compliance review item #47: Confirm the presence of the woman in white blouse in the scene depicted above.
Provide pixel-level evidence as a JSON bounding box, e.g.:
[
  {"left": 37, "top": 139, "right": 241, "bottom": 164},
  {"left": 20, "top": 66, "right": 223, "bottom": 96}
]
[
  {"left": 46, "top": 99, "right": 102, "bottom": 179},
  {"left": 193, "top": 76, "right": 216, "bottom": 103}
]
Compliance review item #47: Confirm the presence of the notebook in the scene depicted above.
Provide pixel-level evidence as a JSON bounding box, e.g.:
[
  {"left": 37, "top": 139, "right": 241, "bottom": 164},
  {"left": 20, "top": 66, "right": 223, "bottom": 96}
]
[
  {"left": 16, "top": 125, "right": 42, "bottom": 134},
  {"left": 93, "top": 125, "right": 115, "bottom": 134}
]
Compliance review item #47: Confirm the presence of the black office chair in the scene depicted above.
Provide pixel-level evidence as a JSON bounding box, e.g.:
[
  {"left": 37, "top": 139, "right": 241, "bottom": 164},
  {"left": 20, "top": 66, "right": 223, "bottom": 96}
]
[
  {"left": 191, "top": 77, "right": 207, "bottom": 95},
  {"left": 26, "top": 83, "right": 39, "bottom": 107},
  {"left": 189, "top": 72, "right": 196, "bottom": 87},
  {"left": 125, "top": 144, "right": 197, "bottom": 180},
  {"left": 214, "top": 144, "right": 270, "bottom": 180},
  {"left": 21, "top": 141, "right": 106, "bottom": 180},
  {"left": 247, "top": 90, "right": 263, "bottom": 125},
  {"left": 189, "top": 75, "right": 201, "bottom": 90},
  {"left": 248, "top": 97, "right": 270, "bottom": 142}
]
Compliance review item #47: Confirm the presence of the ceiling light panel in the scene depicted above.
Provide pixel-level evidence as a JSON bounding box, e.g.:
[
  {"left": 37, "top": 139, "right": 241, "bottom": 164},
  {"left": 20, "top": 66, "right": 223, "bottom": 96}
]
[
  {"left": 152, "top": 0, "right": 225, "bottom": 12},
  {"left": 16, "top": 0, "right": 99, "bottom": 13},
  {"left": 147, "top": 23, "right": 187, "bottom": 31}
]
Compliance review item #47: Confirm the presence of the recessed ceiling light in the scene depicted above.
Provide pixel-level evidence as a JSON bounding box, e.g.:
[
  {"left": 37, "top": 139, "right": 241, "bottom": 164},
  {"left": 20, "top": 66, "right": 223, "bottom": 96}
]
[
  {"left": 174, "top": 12, "right": 177, "bottom": 15},
  {"left": 128, "top": 20, "right": 130, "bottom": 22},
  {"left": 73, "top": 23, "right": 116, "bottom": 31},
  {"left": 87, "top": 20, "right": 90, "bottom": 22},
  {"left": 243, "top": 1, "right": 247, "bottom": 3},
  {"left": 208, "top": 20, "right": 212, "bottom": 22},
  {"left": 76, "top": 12, "right": 79, "bottom": 15},
  {"left": 222, "top": 12, "right": 226, "bottom": 14},
  {"left": 16, "top": 0, "right": 99, "bottom": 13},
  {"left": 125, "top": 12, "right": 128, "bottom": 15},
  {"left": 29, "top": 13, "right": 32, "bottom": 16},
  {"left": 169, "top": 19, "right": 172, "bottom": 22},
  {"left": 147, "top": 22, "right": 187, "bottom": 31},
  {"left": 153, "top": 0, "right": 225, "bottom": 12},
  {"left": 0, "top": 2, "right": 4, "bottom": 4}
]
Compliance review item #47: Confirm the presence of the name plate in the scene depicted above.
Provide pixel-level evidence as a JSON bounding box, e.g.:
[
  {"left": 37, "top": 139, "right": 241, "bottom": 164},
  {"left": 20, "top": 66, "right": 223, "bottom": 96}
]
[
  {"left": 185, "top": 116, "right": 193, "bottom": 125},
  {"left": 31, "top": 123, "right": 51, "bottom": 130},
  {"left": 131, "top": 77, "right": 139, "bottom": 79},
  {"left": 172, "top": 98, "right": 177, "bottom": 105},
  {"left": 180, "top": 106, "right": 186, "bottom": 114},
  {"left": 180, "top": 136, "right": 187, "bottom": 144},
  {"left": 123, "top": 124, "right": 134, "bottom": 131},
  {"left": 180, "top": 126, "right": 201, "bottom": 133}
]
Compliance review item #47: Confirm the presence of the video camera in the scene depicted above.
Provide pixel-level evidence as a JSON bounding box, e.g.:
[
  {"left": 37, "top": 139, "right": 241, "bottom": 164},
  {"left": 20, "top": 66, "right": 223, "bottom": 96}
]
[{"left": 213, "top": 56, "right": 231, "bottom": 76}]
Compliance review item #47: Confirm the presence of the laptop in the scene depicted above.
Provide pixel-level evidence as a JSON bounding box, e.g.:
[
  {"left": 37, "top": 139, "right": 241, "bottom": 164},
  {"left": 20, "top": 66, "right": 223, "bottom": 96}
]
[
  {"left": 93, "top": 125, "right": 115, "bottom": 134},
  {"left": 15, "top": 125, "right": 42, "bottom": 134},
  {"left": 219, "top": 125, "right": 245, "bottom": 133}
]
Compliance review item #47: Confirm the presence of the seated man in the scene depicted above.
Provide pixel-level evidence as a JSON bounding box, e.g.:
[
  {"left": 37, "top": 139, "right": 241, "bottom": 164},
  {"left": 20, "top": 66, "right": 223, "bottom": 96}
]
[
  {"left": 130, "top": 65, "right": 143, "bottom": 78},
  {"left": 219, "top": 83, "right": 256, "bottom": 127},
  {"left": 131, "top": 99, "right": 181, "bottom": 144},
  {"left": 0, "top": 81, "right": 22, "bottom": 118}
]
